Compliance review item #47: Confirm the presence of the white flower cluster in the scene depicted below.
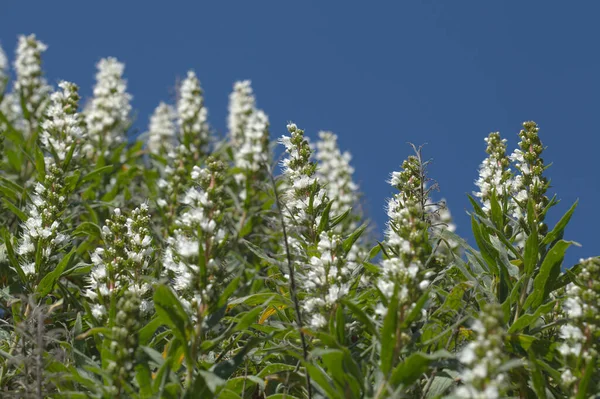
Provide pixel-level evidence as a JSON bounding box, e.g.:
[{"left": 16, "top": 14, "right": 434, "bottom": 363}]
[
  {"left": 227, "top": 81, "right": 270, "bottom": 199},
  {"left": 376, "top": 156, "right": 432, "bottom": 317},
  {"left": 279, "top": 123, "right": 325, "bottom": 227},
  {"left": 85, "top": 57, "right": 132, "bottom": 151},
  {"left": 40, "top": 81, "right": 84, "bottom": 162},
  {"left": 155, "top": 144, "right": 194, "bottom": 209},
  {"left": 228, "top": 80, "right": 256, "bottom": 147},
  {"left": 474, "top": 132, "right": 519, "bottom": 215},
  {"left": 455, "top": 306, "right": 509, "bottom": 399},
  {"left": 315, "top": 131, "right": 359, "bottom": 229},
  {"left": 178, "top": 70, "right": 209, "bottom": 152},
  {"left": 235, "top": 110, "right": 269, "bottom": 174},
  {"left": 0, "top": 93, "right": 26, "bottom": 132},
  {"left": 17, "top": 174, "right": 68, "bottom": 276},
  {"left": 147, "top": 102, "right": 177, "bottom": 155},
  {"left": 0, "top": 43, "right": 7, "bottom": 94},
  {"left": 85, "top": 206, "right": 154, "bottom": 320},
  {"left": 302, "top": 232, "right": 354, "bottom": 329},
  {"left": 163, "top": 163, "right": 227, "bottom": 312},
  {"left": 558, "top": 257, "right": 600, "bottom": 387},
  {"left": 13, "top": 34, "right": 51, "bottom": 122}
]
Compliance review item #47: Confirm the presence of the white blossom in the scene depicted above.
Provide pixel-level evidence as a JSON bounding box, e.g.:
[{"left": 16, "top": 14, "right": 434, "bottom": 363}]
[
  {"left": 315, "top": 131, "right": 359, "bottom": 229},
  {"left": 84, "top": 57, "right": 132, "bottom": 152},
  {"left": 40, "top": 81, "right": 85, "bottom": 162},
  {"left": 228, "top": 80, "right": 256, "bottom": 147},
  {"left": 147, "top": 102, "right": 177, "bottom": 154},
  {"left": 177, "top": 70, "right": 209, "bottom": 152},
  {"left": 0, "top": 43, "right": 7, "bottom": 94},
  {"left": 13, "top": 34, "right": 51, "bottom": 124}
]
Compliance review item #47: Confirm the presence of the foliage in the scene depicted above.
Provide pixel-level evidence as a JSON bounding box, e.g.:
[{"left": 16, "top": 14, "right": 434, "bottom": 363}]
[{"left": 0, "top": 35, "right": 598, "bottom": 399}]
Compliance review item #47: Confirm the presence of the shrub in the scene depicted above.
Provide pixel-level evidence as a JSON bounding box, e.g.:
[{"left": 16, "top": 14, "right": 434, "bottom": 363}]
[{"left": 0, "top": 34, "right": 598, "bottom": 399}]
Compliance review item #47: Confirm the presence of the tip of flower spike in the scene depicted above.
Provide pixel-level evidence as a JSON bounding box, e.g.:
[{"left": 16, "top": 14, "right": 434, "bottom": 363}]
[{"left": 286, "top": 122, "right": 297, "bottom": 132}]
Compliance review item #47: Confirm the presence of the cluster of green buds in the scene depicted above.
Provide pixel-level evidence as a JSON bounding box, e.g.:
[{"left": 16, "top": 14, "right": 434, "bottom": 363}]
[
  {"left": 155, "top": 144, "right": 197, "bottom": 234},
  {"left": 376, "top": 154, "right": 433, "bottom": 317},
  {"left": 558, "top": 257, "right": 600, "bottom": 392},
  {"left": 85, "top": 205, "right": 154, "bottom": 321},
  {"left": 279, "top": 123, "right": 326, "bottom": 236},
  {"left": 163, "top": 156, "right": 229, "bottom": 315},
  {"left": 106, "top": 290, "right": 141, "bottom": 396},
  {"left": 455, "top": 304, "right": 510, "bottom": 398},
  {"left": 509, "top": 122, "right": 550, "bottom": 233}
]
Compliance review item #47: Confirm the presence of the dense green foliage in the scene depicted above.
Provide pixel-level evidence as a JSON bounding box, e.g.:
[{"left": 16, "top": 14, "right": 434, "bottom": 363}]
[{"left": 0, "top": 34, "right": 598, "bottom": 398}]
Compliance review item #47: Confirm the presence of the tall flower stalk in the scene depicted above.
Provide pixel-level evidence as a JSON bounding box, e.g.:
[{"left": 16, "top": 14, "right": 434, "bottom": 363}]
[
  {"left": 84, "top": 57, "right": 132, "bottom": 157},
  {"left": 177, "top": 70, "right": 210, "bottom": 160},
  {"left": 146, "top": 102, "right": 177, "bottom": 156},
  {"left": 13, "top": 34, "right": 51, "bottom": 129}
]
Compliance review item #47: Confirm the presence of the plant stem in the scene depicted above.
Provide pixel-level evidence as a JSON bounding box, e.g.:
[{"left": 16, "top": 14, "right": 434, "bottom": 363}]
[{"left": 267, "top": 165, "right": 312, "bottom": 399}]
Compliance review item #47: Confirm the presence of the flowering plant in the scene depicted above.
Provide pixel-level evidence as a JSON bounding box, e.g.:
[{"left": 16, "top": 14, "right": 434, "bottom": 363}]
[{"left": 0, "top": 35, "right": 598, "bottom": 398}]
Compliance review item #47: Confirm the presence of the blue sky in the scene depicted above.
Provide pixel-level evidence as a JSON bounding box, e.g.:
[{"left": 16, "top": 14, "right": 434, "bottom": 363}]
[{"left": 2, "top": 2, "right": 598, "bottom": 267}]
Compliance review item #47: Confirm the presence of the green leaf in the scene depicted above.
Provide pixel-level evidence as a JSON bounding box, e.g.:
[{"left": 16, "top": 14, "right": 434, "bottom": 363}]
[
  {"left": 342, "top": 223, "right": 367, "bottom": 253},
  {"left": 72, "top": 222, "right": 102, "bottom": 239},
  {"left": 311, "top": 347, "right": 362, "bottom": 398},
  {"left": 303, "top": 362, "right": 343, "bottom": 399},
  {"left": 368, "top": 244, "right": 381, "bottom": 260},
  {"left": 575, "top": 356, "right": 596, "bottom": 399},
  {"left": 471, "top": 215, "right": 497, "bottom": 276},
  {"left": 467, "top": 194, "right": 487, "bottom": 218},
  {"left": 153, "top": 285, "right": 191, "bottom": 355},
  {"left": 183, "top": 370, "right": 222, "bottom": 398},
  {"left": 341, "top": 299, "right": 378, "bottom": 338},
  {"left": 317, "top": 200, "right": 333, "bottom": 234},
  {"left": 523, "top": 230, "right": 539, "bottom": 276},
  {"left": 552, "top": 263, "right": 581, "bottom": 291},
  {"left": 139, "top": 316, "right": 163, "bottom": 346},
  {"left": 1, "top": 229, "right": 25, "bottom": 282},
  {"left": 34, "top": 145, "right": 46, "bottom": 180},
  {"left": 228, "top": 293, "right": 292, "bottom": 309},
  {"left": 401, "top": 291, "right": 429, "bottom": 329},
  {"left": 524, "top": 240, "right": 572, "bottom": 311},
  {"left": 329, "top": 208, "right": 351, "bottom": 230},
  {"left": 389, "top": 351, "right": 450, "bottom": 388},
  {"left": 542, "top": 200, "right": 577, "bottom": 245},
  {"left": 489, "top": 190, "right": 503, "bottom": 229},
  {"left": 135, "top": 361, "right": 154, "bottom": 398},
  {"left": 334, "top": 304, "right": 345, "bottom": 344},
  {"left": 380, "top": 285, "right": 399, "bottom": 376},
  {"left": 508, "top": 300, "right": 556, "bottom": 333},
  {"left": 2, "top": 198, "right": 28, "bottom": 222},
  {"left": 213, "top": 337, "right": 262, "bottom": 380},
  {"left": 526, "top": 198, "right": 536, "bottom": 233},
  {"left": 425, "top": 369, "right": 459, "bottom": 398},
  {"left": 527, "top": 350, "right": 548, "bottom": 399},
  {"left": 217, "top": 276, "right": 241, "bottom": 308},
  {"left": 36, "top": 248, "right": 76, "bottom": 297},
  {"left": 232, "top": 306, "right": 263, "bottom": 332},
  {"left": 80, "top": 165, "right": 114, "bottom": 185}
]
